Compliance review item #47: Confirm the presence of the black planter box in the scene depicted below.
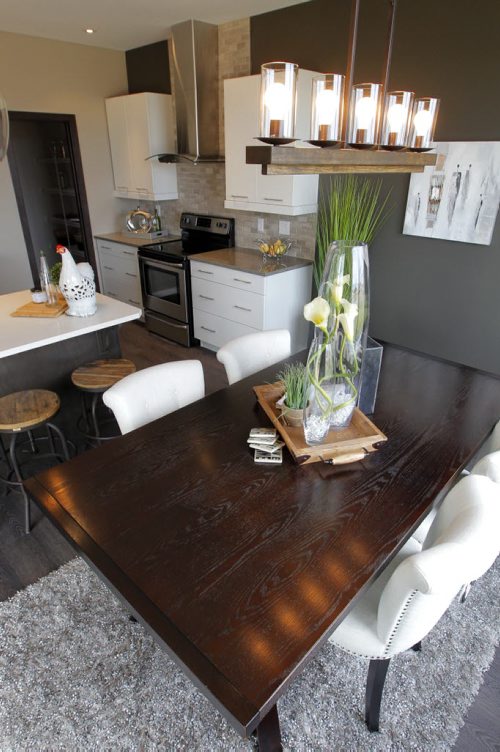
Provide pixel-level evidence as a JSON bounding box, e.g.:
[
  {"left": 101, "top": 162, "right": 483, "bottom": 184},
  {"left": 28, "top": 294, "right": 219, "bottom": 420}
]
[{"left": 358, "top": 337, "right": 383, "bottom": 415}]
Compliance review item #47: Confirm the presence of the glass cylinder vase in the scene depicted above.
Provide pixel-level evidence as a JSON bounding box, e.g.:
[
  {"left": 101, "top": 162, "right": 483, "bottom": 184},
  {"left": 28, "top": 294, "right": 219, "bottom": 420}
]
[
  {"left": 303, "top": 333, "right": 335, "bottom": 446},
  {"left": 318, "top": 241, "right": 370, "bottom": 429}
]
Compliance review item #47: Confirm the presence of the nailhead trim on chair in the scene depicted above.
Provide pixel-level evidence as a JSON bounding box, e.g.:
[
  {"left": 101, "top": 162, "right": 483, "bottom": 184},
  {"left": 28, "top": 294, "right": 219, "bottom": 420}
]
[{"left": 383, "top": 590, "right": 418, "bottom": 658}]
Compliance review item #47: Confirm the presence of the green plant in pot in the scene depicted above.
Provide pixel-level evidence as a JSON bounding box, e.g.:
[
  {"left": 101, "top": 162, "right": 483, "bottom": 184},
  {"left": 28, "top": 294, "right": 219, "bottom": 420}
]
[
  {"left": 314, "top": 174, "right": 392, "bottom": 289},
  {"left": 275, "top": 362, "right": 308, "bottom": 427}
]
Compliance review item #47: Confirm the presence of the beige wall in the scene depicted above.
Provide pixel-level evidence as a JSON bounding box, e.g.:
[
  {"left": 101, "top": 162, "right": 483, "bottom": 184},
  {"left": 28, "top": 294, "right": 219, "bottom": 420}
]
[{"left": 0, "top": 31, "right": 128, "bottom": 293}]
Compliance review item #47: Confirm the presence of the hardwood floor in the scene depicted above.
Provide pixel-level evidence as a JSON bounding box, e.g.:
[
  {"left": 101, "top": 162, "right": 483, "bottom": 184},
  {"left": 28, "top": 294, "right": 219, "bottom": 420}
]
[{"left": 0, "top": 320, "right": 498, "bottom": 749}]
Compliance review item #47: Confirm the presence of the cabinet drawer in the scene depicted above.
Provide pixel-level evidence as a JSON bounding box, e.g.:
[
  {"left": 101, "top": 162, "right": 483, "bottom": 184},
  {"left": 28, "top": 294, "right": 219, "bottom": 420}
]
[
  {"left": 192, "top": 277, "right": 263, "bottom": 329},
  {"left": 97, "top": 241, "right": 137, "bottom": 259},
  {"left": 194, "top": 310, "right": 258, "bottom": 349},
  {"left": 190, "top": 262, "right": 265, "bottom": 295}
]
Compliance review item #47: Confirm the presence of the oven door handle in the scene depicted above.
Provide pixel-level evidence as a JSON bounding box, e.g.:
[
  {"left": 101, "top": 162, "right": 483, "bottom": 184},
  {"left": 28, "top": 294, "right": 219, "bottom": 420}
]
[{"left": 140, "top": 257, "right": 184, "bottom": 270}]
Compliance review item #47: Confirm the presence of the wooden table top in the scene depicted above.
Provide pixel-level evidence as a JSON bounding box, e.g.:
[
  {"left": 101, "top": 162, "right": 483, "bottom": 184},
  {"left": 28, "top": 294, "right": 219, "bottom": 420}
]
[{"left": 24, "top": 344, "right": 500, "bottom": 737}]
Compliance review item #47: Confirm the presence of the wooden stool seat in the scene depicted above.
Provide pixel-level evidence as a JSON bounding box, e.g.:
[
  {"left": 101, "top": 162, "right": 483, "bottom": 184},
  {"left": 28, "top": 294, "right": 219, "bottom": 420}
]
[
  {"left": 71, "top": 359, "right": 136, "bottom": 392},
  {"left": 0, "top": 390, "right": 60, "bottom": 432}
]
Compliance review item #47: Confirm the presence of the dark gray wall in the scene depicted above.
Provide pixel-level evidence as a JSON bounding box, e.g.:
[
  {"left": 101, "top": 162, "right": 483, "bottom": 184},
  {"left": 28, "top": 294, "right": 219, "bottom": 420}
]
[
  {"left": 126, "top": 41, "right": 171, "bottom": 94},
  {"left": 251, "top": 0, "right": 500, "bottom": 374}
]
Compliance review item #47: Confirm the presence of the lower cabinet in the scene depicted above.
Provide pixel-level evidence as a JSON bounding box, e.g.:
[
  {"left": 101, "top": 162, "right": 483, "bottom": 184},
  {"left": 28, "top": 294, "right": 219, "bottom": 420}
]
[
  {"left": 191, "top": 259, "right": 311, "bottom": 354},
  {"left": 95, "top": 239, "right": 143, "bottom": 309}
]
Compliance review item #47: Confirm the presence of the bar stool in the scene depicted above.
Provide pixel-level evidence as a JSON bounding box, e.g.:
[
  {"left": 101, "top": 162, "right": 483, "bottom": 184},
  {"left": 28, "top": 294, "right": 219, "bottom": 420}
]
[
  {"left": 0, "top": 389, "right": 70, "bottom": 533},
  {"left": 71, "top": 358, "right": 136, "bottom": 445}
]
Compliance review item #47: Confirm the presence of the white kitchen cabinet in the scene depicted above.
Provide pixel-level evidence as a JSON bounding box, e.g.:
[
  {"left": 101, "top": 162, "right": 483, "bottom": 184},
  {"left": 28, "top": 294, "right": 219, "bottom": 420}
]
[
  {"left": 96, "top": 238, "right": 143, "bottom": 309},
  {"left": 105, "top": 92, "right": 178, "bottom": 201},
  {"left": 191, "top": 257, "right": 311, "bottom": 353},
  {"left": 224, "top": 73, "right": 319, "bottom": 215}
]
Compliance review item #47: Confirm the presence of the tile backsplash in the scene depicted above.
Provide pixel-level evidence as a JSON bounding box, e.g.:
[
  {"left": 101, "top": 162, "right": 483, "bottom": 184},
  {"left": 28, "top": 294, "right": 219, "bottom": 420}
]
[{"left": 155, "top": 163, "right": 318, "bottom": 261}]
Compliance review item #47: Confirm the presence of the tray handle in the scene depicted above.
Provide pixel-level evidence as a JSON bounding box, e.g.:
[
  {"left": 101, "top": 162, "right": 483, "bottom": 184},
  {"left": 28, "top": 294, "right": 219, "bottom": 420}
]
[{"left": 322, "top": 449, "right": 367, "bottom": 465}]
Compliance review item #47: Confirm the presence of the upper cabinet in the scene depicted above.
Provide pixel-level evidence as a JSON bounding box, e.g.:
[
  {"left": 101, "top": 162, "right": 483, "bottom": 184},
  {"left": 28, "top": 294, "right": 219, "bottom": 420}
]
[
  {"left": 105, "top": 92, "right": 178, "bottom": 201},
  {"left": 224, "top": 72, "right": 319, "bottom": 216}
]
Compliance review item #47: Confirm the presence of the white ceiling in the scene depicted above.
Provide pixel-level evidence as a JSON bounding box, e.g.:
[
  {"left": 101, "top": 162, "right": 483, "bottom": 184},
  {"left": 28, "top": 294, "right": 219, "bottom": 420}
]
[{"left": 0, "top": 0, "right": 305, "bottom": 51}]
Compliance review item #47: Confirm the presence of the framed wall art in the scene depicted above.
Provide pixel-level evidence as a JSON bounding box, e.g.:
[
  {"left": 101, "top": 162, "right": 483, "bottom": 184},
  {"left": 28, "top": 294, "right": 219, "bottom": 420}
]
[{"left": 403, "top": 141, "right": 500, "bottom": 245}]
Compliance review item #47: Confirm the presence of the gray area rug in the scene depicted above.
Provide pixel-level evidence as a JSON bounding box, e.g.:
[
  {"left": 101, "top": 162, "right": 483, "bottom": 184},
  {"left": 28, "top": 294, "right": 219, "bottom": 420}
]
[{"left": 0, "top": 557, "right": 498, "bottom": 751}]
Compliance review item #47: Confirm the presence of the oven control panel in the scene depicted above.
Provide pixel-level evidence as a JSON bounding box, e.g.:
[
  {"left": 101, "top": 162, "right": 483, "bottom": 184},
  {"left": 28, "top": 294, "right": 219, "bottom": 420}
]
[{"left": 181, "top": 213, "right": 234, "bottom": 236}]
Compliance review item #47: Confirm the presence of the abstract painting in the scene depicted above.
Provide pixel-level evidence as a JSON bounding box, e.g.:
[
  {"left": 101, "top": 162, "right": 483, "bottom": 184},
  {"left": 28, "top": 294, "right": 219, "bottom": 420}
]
[{"left": 403, "top": 141, "right": 500, "bottom": 245}]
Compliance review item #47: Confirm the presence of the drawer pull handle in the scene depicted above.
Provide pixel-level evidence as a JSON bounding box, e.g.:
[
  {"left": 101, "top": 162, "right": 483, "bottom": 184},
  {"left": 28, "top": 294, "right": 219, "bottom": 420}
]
[
  {"left": 201, "top": 326, "right": 216, "bottom": 333},
  {"left": 125, "top": 272, "right": 137, "bottom": 277},
  {"left": 263, "top": 197, "right": 284, "bottom": 202},
  {"left": 233, "top": 277, "right": 251, "bottom": 285},
  {"left": 103, "top": 265, "right": 114, "bottom": 271},
  {"left": 198, "top": 269, "right": 214, "bottom": 275},
  {"left": 123, "top": 251, "right": 135, "bottom": 256},
  {"left": 234, "top": 305, "right": 252, "bottom": 312},
  {"left": 231, "top": 194, "right": 248, "bottom": 199},
  {"left": 101, "top": 245, "right": 112, "bottom": 250},
  {"left": 199, "top": 294, "right": 214, "bottom": 301},
  {"left": 128, "top": 299, "right": 141, "bottom": 305}
]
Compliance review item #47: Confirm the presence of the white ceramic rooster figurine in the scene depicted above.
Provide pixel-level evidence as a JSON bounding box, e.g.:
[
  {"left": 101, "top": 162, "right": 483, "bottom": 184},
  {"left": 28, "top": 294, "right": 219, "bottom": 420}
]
[{"left": 56, "top": 245, "right": 97, "bottom": 317}]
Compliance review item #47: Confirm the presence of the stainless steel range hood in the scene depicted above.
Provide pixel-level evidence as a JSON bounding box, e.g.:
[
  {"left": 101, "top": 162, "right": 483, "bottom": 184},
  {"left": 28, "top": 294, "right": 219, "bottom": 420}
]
[{"left": 159, "top": 19, "right": 223, "bottom": 164}]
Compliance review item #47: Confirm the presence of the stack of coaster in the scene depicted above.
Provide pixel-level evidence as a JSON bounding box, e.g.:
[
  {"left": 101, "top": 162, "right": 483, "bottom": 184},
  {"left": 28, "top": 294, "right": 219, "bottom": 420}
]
[{"left": 247, "top": 427, "right": 284, "bottom": 464}]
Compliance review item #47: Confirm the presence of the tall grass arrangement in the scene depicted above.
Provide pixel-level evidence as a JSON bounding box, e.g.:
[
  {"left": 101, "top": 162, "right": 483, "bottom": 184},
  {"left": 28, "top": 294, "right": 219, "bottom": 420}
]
[
  {"left": 314, "top": 175, "right": 392, "bottom": 289},
  {"left": 276, "top": 362, "right": 308, "bottom": 409}
]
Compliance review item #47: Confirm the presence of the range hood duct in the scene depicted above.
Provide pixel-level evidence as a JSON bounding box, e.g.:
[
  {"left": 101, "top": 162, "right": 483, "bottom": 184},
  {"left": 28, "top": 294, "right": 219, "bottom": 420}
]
[{"left": 160, "top": 19, "right": 223, "bottom": 164}]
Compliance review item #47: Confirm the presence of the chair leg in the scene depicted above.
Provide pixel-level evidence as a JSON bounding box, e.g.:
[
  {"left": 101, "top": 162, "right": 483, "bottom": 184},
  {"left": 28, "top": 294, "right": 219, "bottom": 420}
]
[
  {"left": 365, "top": 658, "right": 390, "bottom": 732},
  {"left": 459, "top": 582, "right": 472, "bottom": 603}
]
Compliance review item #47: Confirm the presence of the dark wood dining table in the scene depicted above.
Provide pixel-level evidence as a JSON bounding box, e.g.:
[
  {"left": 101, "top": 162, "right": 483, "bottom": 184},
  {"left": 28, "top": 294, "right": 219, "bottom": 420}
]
[{"left": 25, "top": 343, "right": 500, "bottom": 750}]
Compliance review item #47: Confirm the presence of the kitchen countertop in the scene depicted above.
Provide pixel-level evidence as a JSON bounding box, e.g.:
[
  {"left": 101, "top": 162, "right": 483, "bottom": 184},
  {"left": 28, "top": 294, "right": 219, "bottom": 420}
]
[
  {"left": 189, "top": 247, "right": 312, "bottom": 276},
  {"left": 0, "top": 291, "right": 141, "bottom": 359},
  {"left": 94, "top": 231, "right": 175, "bottom": 248}
]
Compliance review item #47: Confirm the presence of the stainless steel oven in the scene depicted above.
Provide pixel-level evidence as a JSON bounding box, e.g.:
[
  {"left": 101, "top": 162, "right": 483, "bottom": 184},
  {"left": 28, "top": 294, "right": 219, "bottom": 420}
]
[{"left": 138, "top": 213, "right": 234, "bottom": 347}]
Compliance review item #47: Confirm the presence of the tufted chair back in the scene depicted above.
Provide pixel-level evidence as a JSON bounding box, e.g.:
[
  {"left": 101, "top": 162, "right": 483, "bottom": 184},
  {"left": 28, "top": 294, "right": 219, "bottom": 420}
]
[
  {"left": 216, "top": 330, "right": 291, "bottom": 385},
  {"left": 377, "top": 474, "right": 500, "bottom": 657},
  {"left": 103, "top": 360, "right": 205, "bottom": 434}
]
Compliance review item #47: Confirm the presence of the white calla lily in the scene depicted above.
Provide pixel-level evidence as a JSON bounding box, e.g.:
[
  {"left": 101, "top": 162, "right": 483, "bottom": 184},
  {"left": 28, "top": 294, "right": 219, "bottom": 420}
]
[
  {"left": 328, "top": 274, "right": 350, "bottom": 307},
  {"left": 338, "top": 298, "right": 358, "bottom": 341},
  {"left": 304, "top": 297, "right": 330, "bottom": 329}
]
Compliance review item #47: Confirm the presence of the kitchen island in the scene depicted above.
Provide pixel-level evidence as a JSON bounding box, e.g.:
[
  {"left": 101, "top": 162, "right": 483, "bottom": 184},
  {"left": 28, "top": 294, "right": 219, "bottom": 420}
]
[{"left": 0, "top": 291, "right": 141, "bottom": 438}]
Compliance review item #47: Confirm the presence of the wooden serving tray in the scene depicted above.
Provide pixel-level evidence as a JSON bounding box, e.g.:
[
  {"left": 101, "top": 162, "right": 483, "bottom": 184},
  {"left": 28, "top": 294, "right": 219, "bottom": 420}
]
[
  {"left": 11, "top": 297, "right": 68, "bottom": 318},
  {"left": 253, "top": 382, "right": 387, "bottom": 465}
]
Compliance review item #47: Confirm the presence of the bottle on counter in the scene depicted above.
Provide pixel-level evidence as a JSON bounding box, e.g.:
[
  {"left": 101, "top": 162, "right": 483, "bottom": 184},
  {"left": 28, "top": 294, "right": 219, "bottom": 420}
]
[
  {"left": 39, "top": 250, "right": 58, "bottom": 305},
  {"left": 153, "top": 203, "right": 162, "bottom": 233}
]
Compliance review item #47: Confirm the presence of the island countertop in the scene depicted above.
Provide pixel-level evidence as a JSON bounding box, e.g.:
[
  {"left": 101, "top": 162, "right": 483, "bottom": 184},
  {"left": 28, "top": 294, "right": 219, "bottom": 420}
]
[
  {"left": 189, "top": 247, "right": 312, "bottom": 276},
  {"left": 0, "top": 291, "right": 141, "bottom": 359}
]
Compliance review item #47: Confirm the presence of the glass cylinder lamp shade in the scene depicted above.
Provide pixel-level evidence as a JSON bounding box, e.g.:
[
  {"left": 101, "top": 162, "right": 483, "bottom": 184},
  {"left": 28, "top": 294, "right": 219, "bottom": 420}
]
[
  {"left": 348, "top": 83, "right": 383, "bottom": 148},
  {"left": 259, "top": 62, "right": 298, "bottom": 145},
  {"left": 309, "top": 74, "right": 345, "bottom": 146},
  {"left": 0, "top": 94, "right": 9, "bottom": 161},
  {"left": 380, "top": 90, "right": 414, "bottom": 150},
  {"left": 407, "top": 97, "right": 440, "bottom": 151}
]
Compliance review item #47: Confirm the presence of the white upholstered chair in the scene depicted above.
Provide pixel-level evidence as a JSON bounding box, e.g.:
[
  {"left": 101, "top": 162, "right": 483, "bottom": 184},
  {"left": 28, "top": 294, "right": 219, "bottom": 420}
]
[
  {"left": 328, "top": 473, "right": 500, "bottom": 732},
  {"left": 216, "top": 329, "right": 291, "bottom": 385},
  {"left": 102, "top": 360, "right": 205, "bottom": 434},
  {"left": 412, "top": 418, "right": 500, "bottom": 545}
]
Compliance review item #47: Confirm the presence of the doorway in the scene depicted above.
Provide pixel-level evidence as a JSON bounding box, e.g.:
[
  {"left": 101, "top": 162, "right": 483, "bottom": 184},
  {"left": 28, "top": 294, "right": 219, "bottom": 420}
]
[{"left": 7, "top": 112, "right": 97, "bottom": 288}]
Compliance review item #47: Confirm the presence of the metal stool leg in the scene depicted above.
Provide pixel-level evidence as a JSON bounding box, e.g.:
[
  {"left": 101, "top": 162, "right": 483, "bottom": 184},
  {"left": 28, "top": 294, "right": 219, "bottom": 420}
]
[
  {"left": 46, "top": 422, "right": 70, "bottom": 461},
  {"left": 90, "top": 393, "right": 101, "bottom": 443},
  {"left": 27, "top": 430, "right": 38, "bottom": 454},
  {"left": 8, "top": 432, "right": 31, "bottom": 534},
  {"left": 46, "top": 424, "right": 56, "bottom": 456}
]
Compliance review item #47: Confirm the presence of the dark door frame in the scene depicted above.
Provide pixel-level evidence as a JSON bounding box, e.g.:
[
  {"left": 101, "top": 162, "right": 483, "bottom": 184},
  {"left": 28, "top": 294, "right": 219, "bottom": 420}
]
[{"left": 7, "top": 111, "right": 99, "bottom": 289}]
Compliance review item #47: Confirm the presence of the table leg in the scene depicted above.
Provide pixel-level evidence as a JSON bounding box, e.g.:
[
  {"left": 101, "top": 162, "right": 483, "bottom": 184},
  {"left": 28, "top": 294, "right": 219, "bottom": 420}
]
[{"left": 254, "top": 705, "right": 282, "bottom": 752}]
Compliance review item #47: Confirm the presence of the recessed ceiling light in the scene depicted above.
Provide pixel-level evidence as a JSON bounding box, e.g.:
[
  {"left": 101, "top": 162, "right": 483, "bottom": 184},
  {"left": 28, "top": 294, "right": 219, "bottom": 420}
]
[{"left": 85, "top": 28, "right": 95, "bottom": 34}]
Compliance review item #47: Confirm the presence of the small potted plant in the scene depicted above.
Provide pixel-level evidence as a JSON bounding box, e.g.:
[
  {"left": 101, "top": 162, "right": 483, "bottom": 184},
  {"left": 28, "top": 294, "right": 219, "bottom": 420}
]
[{"left": 275, "top": 362, "right": 308, "bottom": 427}]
